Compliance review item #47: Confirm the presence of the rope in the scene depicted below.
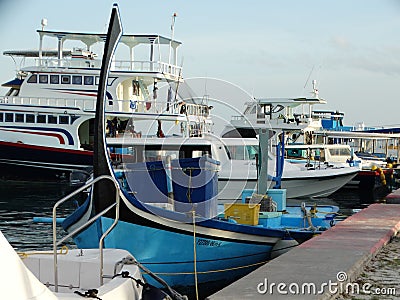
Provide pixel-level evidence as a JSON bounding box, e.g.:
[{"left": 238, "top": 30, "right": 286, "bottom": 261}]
[
  {"left": 123, "top": 167, "right": 218, "bottom": 172},
  {"left": 74, "top": 289, "right": 101, "bottom": 299},
  {"left": 18, "top": 245, "right": 69, "bottom": 259},
  {"left": 150, "top": 259, "right": 270, "bottom": 276},
  {"left": 192, "top": 210, "right": 199, "bottom": 300},
  {"left": 187, "top": 168, "right": 193, "bottom": 204}
]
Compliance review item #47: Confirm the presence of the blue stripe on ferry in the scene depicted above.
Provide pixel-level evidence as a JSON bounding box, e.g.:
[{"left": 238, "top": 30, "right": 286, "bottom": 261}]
[
  {"left": 2, "top": 126, "right": 75, "bottom": 146},
  {"left": 3, "top": 104, "right": 80, "bottom": 111}
]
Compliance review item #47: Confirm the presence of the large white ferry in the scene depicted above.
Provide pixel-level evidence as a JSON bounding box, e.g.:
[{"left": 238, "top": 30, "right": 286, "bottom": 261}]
[{"left": 0, "top": 23, "right": 212, "bottom": 183}]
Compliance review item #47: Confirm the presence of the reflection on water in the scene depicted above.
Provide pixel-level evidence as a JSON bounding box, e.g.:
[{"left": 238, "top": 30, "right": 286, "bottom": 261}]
[{"left": 0, "top": 180, "right": 79, "bottom": 251}]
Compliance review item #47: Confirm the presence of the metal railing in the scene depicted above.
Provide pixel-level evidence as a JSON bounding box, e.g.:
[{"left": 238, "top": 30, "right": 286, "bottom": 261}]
[
  {"left": 52, "top": 175, "right": 120, "bottom": 291},
  {"left": 1, "top": 96, "right": 211, "bottom": 119},
  {"left": 34, "top": 58, "right": 182, "bottom": 78}
]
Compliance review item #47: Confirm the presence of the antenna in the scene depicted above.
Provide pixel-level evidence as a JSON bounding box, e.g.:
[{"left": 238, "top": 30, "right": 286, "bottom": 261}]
[
  {"left": 311, "top": 79, "right": 319, "bottom": 98},
  {"left": 168, "top": 12, "right": 177, "bottom": 65},
  {"left": 41, "top": 18, "right": 48, "bottom": 31},
  {"left": 303, "top": 65, "right": 315, "bottom": 89}
]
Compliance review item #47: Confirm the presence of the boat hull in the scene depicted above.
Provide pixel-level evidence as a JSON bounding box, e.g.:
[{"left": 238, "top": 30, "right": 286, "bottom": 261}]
[
  {"left": 218, "top": 168, "right": 359, "bottom": 200},
  {"left": 74, "top": 216, "right": 272, "bottom": 298},
  {"left": 0, "top": 141, "right": 92, "bottom": 183}
]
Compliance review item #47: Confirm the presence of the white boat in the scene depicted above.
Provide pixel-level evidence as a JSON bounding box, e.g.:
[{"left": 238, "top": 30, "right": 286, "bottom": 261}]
[
  {"left": 108, "top": 135, "right": 359, "bottom": 200},
  {"left": 218, "top": 138, "right": 359, "bottom": 199},
  {"left": 217, "top": 84, "right": 360, "bottom": 199},
  {"left": 0, "top": 13, "right": 211, "bottom": 184},
  {"left": 0, "top": 231, "right": 144, "bottom": 300}
]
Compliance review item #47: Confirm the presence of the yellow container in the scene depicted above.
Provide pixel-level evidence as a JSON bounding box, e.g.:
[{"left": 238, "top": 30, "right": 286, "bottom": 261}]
[{"left": 224, "top": 203, "right": 260, "bottom": 225}]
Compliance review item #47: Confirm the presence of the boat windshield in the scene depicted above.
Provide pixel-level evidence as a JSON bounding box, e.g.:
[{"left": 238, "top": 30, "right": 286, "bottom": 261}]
[
  {"left": 328, "top": 148, "right": 351, "bottom": 157},
  {"left": 225, "top": 145, "right": 259, "bottom": 160}
]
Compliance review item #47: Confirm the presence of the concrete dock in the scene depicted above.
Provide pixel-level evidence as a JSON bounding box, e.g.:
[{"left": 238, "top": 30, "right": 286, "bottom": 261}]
[{"left": 209, "top": 202, "right": 400, "bottom": 299}]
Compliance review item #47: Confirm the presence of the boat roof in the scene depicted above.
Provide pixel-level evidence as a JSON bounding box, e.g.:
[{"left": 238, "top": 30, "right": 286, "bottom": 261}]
[
  {"left": 314, "top": 130, "right": 400, "bottom": 140},
  {"left": 219, "top": 137, "right": 259, "bottom": 146},
  {"left": 285, "top": 143, "right": 351, "bottom": 149},
  {"left": 37, "top": 30, "right": 182, "bottom": 48},
  {"left": 257, "top": 97, "right": 327, "bottom": 108},
  {"left": 3, "top": 50, "right": 72, "bottom": 57},
  {"left": 107, "top": 136, "right": 214, "bottom": 146}
]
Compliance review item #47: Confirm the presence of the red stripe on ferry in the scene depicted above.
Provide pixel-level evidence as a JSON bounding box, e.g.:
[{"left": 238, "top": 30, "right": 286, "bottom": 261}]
[
  {"left": 1, "top": 128, "right": 65, "bottom": 145},
  {"left": 0, "top": 141, "right": 93, "bottom": 156},
  {"left": 58, "top": 91, "right": 98, "bottom": 97}
]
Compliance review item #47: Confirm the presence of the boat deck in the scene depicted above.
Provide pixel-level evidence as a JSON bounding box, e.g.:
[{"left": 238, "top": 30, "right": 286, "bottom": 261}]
[{"left": 209, "top": 201, "right": 400, "bottom": 299}]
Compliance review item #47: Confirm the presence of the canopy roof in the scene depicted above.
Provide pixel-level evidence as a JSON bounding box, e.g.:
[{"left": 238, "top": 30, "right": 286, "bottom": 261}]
[
  {"left": 3, "top": 50, "right": 72, "bottom": 57},
  {"left": 37, "top": 30, "right": 182, "bottom": 48},
  {"left": 257, "top": 97, "right": 327, "bottom": 108}
]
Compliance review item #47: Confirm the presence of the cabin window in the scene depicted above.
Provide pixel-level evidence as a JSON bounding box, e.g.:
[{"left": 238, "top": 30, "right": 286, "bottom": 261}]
[
  {"left": 26, "top": 114, "right": 35, "bottom": 123},
  {"left": 61, "top": 75, "right": 71, "bottom": 84},
  {"left": 84, "top": 76, "right": 94, "bottom": 85},
  {"left": 15, "top": 114, "right": 24, "bottom": 122},
  {"left": 95, "top": 76, "right": 100, "bottom": 85},
  {"left": 48, "top": 115, "right": 57, "bottom": 124},
  {"left": 0, "top": 113, "right": 3, "bottom": 122},
  {"left": 37, "top": 115, "right": 46, "bottom": 123},
  {"left": 5, "top": 113, "right": 14, "bottom": 122},
  {"left": 50, "top": 75, "right": 59, "bottom": 84},
  {"left": 72, "top": 75, "right": 82, "bottom": 85},
  {"left": 27, "top": 74, "right": 37, "bottom": 83},
  {"left": 39, "top": 74, "right": 48, "bottom": 84},
  {"left": 59, "top": 115, "right": 69, "bottom": 124}
]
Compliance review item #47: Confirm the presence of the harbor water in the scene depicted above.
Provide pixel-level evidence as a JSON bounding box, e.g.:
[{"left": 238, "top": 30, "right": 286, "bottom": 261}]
[
  {"left": 0, "top": 179, "right": 391, "bottom": 252},
  {"left": 0, "top": 180, "right": 79, "bottom": 251}
]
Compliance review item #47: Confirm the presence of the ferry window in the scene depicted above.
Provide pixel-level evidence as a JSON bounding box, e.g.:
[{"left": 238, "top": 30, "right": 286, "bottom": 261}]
[
  {"left": 26, "top": 114, "right": 35, "bottom": 123},
  {"left": 15, "top": 114, "right": 24, "bottom": 122},
  {"left": 48, "top": 115, "right": 57, "bottom": 124},
  {"left": 70, "top": 115, "right": 79, "bottom": 124},
  {"left": 61, "top": 75, "right": 71, "bottom": 84},
  {"left": 59, "top": 115, "right": 69, "bottom": 124},
  {"left": 72, "top": 75, "right": 82, "bottom": 85},
  {"left": 39, "top": 74, "right": 48, "bottom": 84},
  {"left": 84, "top": 76, "right": 94, "bottom": 85},
  {"left": 5, "top": 113, "right": 14, "bottom": 122},
  {"left": 95, "top": 76, "right": 99, "bottom": 85},
  {"left": 37, "top": 115, "right": 46, "bottom": 123},
  {"left": 27, "top": 74, "right": 37, "bottom": 83},
  {"left": 0, "top": 113, "right": 3, "bottom": 122},
  {"left": 50, "top": 75, "right": 59, "bottom": 84},
  {"left": 108, "top": 77, "right": 117, "bottom": 86}
]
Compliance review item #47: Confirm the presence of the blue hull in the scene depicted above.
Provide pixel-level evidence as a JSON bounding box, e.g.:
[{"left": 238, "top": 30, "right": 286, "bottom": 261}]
[{"left": 74, "top": 216, "right": 272, "bottom": 292}]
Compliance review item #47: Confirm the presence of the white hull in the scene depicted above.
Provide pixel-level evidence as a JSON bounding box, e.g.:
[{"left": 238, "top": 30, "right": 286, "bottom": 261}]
[
  {"left": 0, "top": 231, "right": 143, "bottom": 300},
  {"left": 218, "top": 167, "right": 359, "bottom": 200}
]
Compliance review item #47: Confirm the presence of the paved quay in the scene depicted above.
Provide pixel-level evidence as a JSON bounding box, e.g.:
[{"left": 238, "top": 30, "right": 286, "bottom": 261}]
[{"left": 208, "top": 202, "right": 400, "bottom": 299}]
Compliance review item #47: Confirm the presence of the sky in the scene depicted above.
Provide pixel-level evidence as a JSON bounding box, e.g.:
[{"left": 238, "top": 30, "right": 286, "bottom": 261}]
[{"left": 1, "top": 0, "right": 400, "bottom": 129}]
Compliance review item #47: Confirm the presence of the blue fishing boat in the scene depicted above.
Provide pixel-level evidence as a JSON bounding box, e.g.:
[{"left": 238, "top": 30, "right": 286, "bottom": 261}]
[{"left": 61, "top": 5, "right": 336, "bottom": 298}]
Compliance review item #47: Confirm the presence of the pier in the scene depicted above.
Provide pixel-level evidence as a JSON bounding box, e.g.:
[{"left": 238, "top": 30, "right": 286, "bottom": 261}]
[{"left": 209, "top": 201, "right": 400, "bottom": 299}]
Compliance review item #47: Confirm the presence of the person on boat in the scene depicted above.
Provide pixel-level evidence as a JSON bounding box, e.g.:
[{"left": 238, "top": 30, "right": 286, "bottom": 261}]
[{"left": 157, "top": 120, "right": 165, "bottom": 138}]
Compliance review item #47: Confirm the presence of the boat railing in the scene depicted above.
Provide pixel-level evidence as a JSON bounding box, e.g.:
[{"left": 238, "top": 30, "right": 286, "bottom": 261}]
[
  {"left": 51, "top": 175, "right": 120, "bottom": 292},
  {"left": 0, "top": 95, "right": 210, "bottom": 118},
  {"left": 34, "top": 57, "right": 182, "bottom": 78}
]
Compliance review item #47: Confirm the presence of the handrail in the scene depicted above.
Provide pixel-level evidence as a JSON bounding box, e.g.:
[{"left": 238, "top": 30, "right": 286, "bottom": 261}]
[
  {"left": 52, "top": 174, "right": 120, "bottom": 292},
  {"left": 0, "top": 96, "right": 210, "bottom": 117}
]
